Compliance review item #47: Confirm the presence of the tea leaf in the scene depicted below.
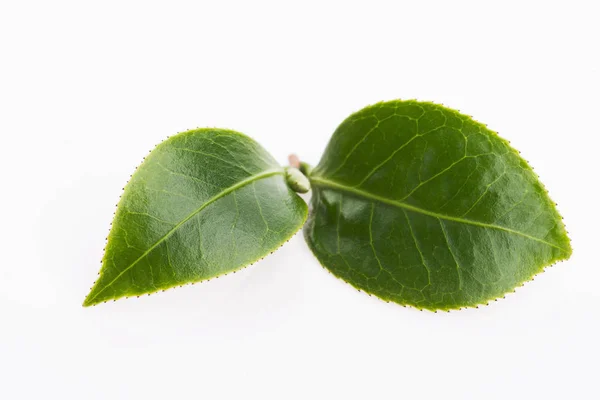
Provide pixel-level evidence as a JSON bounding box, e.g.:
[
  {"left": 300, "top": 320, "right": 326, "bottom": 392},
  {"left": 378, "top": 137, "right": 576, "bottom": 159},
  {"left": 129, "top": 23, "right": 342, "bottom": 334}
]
[
  {"left": 304, "top": 100, "right": 571, "bottom": 311},
  {"left": 84, "top": 129, "right": 307, "bottom": 306}
]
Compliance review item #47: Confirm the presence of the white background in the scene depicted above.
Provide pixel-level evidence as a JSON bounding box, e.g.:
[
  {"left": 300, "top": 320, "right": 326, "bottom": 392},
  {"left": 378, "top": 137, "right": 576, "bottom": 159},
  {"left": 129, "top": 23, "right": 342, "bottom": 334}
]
[{"left": 1, "top": 1, "right": 598, "bottom": 399}]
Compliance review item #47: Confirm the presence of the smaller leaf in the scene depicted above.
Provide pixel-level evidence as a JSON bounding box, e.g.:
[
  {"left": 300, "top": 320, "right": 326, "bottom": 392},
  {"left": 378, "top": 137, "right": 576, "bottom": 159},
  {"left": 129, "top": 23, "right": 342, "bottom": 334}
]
[
  {"left": 285, "top": 167, "right": 311, "bottom": 193},
  {"left": 84, "top": 128, "right": 307, "bottom": 306}
]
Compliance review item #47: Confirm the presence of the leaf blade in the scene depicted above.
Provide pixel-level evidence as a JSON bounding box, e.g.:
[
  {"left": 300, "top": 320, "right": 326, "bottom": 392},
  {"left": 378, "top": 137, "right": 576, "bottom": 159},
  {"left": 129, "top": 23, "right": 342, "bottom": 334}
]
[
  {"left": 84, "top": 128, "right": 307, "bottom": 306},
  {"left": 304, "top": 100, "right": 571, "bottom": 311}
]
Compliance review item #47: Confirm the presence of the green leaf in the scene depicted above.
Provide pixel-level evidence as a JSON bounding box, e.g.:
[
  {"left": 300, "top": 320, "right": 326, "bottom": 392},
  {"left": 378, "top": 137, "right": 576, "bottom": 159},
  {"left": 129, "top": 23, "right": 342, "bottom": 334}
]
[
  {"left": 84, "top": 128, "right": 307, "bottom": 306},
  {"left": 304, "top": 100, "right": 572, "bottom": 311}
]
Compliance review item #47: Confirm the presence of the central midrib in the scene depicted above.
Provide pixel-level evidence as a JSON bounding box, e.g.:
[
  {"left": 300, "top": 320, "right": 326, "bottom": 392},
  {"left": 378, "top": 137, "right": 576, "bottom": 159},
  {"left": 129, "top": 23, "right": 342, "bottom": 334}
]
[
  {"left": 87, "top": 168, "right": 283, "bottom": 303},
  {"left": 309, "top": 175, "right": 566, "bottom": 251}
]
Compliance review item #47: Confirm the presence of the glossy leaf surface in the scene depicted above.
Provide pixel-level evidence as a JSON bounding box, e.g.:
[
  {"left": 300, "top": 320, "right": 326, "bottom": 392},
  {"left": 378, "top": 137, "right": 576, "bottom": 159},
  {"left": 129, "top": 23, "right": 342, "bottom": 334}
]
[
  {"left": 84, "top": 129, "right": 307, "bottom": 306},
  {"left": 304, "top": 100, "right": 571, "bottom": 310}
]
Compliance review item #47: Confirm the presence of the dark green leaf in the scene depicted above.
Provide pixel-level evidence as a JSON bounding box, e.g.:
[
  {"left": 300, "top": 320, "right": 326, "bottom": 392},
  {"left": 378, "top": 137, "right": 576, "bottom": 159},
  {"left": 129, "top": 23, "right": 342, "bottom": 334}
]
[
  {"left": 84, "top": 129, "right": 307, "bottom": 306},
  {"left": 304, "top": 100, "right": 571, "bottom": 311}
]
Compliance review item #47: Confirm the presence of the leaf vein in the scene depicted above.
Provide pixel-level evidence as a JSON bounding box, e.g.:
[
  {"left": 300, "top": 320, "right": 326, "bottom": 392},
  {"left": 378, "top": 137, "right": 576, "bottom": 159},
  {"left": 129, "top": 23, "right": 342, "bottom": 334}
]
[{"left": 310, "top": 176, "right": 567, "bottom": 252}]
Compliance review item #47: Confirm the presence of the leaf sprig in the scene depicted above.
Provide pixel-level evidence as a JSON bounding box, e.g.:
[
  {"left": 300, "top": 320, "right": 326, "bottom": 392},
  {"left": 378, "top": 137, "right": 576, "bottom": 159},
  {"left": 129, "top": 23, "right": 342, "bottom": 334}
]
[{"left": 84, "top": 100, "right": 571, "bottom": 311}]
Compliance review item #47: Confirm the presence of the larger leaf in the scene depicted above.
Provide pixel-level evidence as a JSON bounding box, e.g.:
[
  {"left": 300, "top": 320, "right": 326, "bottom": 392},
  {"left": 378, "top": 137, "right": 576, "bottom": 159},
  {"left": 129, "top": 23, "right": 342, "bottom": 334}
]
[
  {"left": 84, "top": 128, "right": 307, "bottom": 306},
  {"left": 304, "top": 100, "right": 571, "bottom": 311}
]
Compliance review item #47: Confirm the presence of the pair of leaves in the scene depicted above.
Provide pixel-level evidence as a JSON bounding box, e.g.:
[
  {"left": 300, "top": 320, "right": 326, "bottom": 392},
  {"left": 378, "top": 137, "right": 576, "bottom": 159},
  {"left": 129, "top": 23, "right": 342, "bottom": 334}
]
[{"left": 84, "top": 100, "right": 572, "bottom": 311}]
